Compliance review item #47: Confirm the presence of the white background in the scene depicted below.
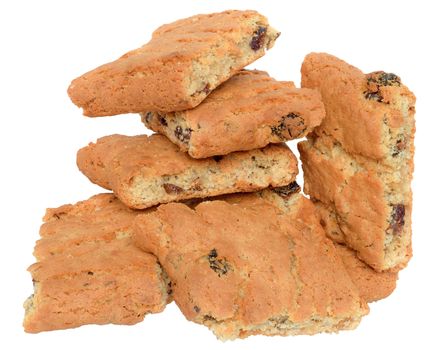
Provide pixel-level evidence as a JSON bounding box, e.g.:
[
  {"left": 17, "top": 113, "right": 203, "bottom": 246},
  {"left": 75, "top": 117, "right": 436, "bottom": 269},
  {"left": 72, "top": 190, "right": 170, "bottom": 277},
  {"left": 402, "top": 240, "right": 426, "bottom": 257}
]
[{"left": 1, "top": 0, "right": 436, "bottom": 349}]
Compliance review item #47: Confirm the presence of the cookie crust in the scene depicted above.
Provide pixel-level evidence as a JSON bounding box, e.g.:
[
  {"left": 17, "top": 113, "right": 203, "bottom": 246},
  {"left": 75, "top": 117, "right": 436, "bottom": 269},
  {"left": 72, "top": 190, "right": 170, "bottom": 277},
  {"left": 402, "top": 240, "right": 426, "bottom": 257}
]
[
  {"left": 299, "top": 53, "right": 415, "bottom": 271},
  {"left": 68, "top": 10, "right": 279, "bottom": 116},
  {"left": 23, "top": 194, "right": 169, "bottom": 333},
  {"left": 134, "top": 187, "right": 368, "bottom": 340},
  {"left": 141, "top": 70, "right": 324, "bottom": 158},
  {"left": 77, "top": 134, "right": 298, "bottom": 209}
]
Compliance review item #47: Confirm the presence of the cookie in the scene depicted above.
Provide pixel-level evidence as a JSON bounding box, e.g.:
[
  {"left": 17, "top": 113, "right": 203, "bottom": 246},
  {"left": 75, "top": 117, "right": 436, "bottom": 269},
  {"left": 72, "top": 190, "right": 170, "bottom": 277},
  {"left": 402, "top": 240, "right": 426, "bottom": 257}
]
[
  {"left": 333, "top": 243, "right": 398, "bottom": 303},
  {"left": 140, "top": 70, "right": 325, "bottom": 158},
  {"left": 133, "top": 185, "right": 368, "bottom": 340},
  {"left": 77, "top": 134, "right": 298, "bottom": 209},
  {"left": 299, "top": 53, "right": 415, "bottom": 271},
  {"left": 68, "top": 10, "right": 280, "bottom": 116},
  {"left": 23, "top": 194, "right": 170, "bottom": 333}
]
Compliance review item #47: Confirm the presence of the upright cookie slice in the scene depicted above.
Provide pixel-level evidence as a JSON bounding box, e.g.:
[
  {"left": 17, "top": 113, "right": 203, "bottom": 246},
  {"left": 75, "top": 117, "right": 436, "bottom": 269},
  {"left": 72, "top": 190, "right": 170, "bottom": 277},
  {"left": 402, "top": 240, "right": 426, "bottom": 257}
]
[
  {"left": 141, "top": 70, "right": 325, "bottom": 158},
  {"left": 23, "top": 194, "right": 170, "bottom": 333},
  {"left": 77, "top": 134, "right": 297, "bottom": 209},
  {"left": 299, "top": 53, "right": 415, "bottom": 271},
  {"left": 68, "top": 10, "right": 279, "bottom": 116},
  {"left": 134, "top": 185, "right": 368, "bottom": 340}
]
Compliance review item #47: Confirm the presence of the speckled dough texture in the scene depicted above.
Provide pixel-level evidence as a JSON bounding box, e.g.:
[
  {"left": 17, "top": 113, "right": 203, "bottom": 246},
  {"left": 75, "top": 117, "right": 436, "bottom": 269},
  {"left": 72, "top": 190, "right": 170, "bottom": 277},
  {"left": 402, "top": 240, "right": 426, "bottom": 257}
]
[
  {"left": 141, "top": 70, "right": 325, "bottom": 158},
  {"left": 77, "top": 134, "right": 298, "bottom": 209},
  {"left": 299, "top": 53, "right": 416, "bottom": 271},
  {"left": 23, "top": 194, "right": 169, "bottom": 333},
  {"left": 68, "top": 10, "right": 279, "bottom": 116},
  {"left": 134, "top": 186, "right": 368, "bottom": 340}
]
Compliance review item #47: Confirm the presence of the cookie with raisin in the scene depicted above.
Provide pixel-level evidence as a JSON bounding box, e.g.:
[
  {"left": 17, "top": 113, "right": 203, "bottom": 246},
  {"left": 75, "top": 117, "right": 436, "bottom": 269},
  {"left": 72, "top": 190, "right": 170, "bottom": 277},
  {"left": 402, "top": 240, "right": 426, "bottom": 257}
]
[
  {"left": 141, "top": 70, "right": 324, "bottom": 158},
  {"left": 68, "top": 10, "right": 279, "bottom": 116},
  {"left": 76, "top": 134, "right": 298, "bottom": 209},
  {"left": 299, "top": 53, "right": 415, "bottom": 271},
  {"left": 133, "top": 186, "right": 369, "bottom": 340}
]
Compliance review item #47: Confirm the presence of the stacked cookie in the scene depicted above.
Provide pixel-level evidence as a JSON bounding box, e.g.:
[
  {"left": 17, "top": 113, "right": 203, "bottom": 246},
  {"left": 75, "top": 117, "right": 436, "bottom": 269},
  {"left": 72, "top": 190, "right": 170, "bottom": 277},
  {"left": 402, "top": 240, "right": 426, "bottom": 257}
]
[{"left": 23, "top": 10, "right": 415, "bottom": 341}]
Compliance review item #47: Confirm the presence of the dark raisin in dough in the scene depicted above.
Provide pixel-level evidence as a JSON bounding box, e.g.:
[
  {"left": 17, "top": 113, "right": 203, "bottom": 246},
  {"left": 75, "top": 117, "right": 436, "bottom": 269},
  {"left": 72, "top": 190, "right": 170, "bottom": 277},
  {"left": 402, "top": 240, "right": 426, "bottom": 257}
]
[
  {"left": 271, "top": 113, "right": 305, "bottom": 140},
  {"left": 271, "top": 181, "right": 300, "bottom": 198},
  {"left": 174, "top": 126, "right": 192, "bottom": 143},
  {"left": 163, "top": 183, "right": 184, "bottom": 194},
  {"left": 250, "top": 26, "right": 267, "bottom": 51},
  {"left": 207, "top": 249, "right": 231, "bottom": 277},
  {"left": 387, "top": 204, "right": 405, "bottom": 235}
]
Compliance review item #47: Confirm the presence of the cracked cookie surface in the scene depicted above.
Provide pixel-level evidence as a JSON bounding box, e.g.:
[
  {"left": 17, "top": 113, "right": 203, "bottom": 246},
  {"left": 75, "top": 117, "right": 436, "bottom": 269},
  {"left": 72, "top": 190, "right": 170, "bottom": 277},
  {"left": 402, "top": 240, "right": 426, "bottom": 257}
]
[
  {"left": 141, "top": 70, "right": 324, "bottom": 158},
  {"left": 133, "top": 187, "right": 368, "bottom": 340},
  {"left": 77, "top": 134, "right": 298, "bottom": 209},
  {"left": 68, "top": 10, "right": 279, "bottom": 116},
  {"left": 299, "top": 53, "right": 415, "bottom": 271},
  {"left": 23, "top": 194, "right": 169, "bottom": 333}
]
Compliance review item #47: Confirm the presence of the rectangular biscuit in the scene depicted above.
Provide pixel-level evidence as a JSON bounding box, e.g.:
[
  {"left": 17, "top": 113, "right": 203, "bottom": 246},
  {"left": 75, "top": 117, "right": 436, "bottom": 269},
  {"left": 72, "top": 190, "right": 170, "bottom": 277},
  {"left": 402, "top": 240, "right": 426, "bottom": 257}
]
[
  {"left": 141, "top": 70, "right": 325, "bottom": 158},
  {"left": 133, "top": 184, "right": 368, "bottom": 340},
  {"left": 24, "top": 194, "right": 170, "bottom": 333},
  {"left": 68, "top": 10, "right": 279, "bottom": 116},
  {"left": 76, "top": 134, "right": 298, "bottom": 209},
  {"left": 299, "top": 53, "right": 415, "bottom": 271}
]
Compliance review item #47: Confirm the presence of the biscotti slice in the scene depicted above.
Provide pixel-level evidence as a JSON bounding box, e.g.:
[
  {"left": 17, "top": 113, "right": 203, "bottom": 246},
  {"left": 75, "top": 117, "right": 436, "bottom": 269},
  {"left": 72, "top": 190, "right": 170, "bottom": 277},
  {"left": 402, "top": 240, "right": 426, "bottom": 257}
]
[
  {"left": 140, "top": 70, "right": 325, "bottom": 158},
  {"left": 133, "top": 185, "right": 368, "bottom": 340},
  {"left": 299, "top": 53, "right": 415, "bottom": 271},
  {"left": 68, "top": 10, "right": 280, "bottom": 116},
  {"left": 23, "top": 194, "right": 170, "bottom": 333},
  {"left": 77, "top": 134, "right": 298, "bottom": 209}
]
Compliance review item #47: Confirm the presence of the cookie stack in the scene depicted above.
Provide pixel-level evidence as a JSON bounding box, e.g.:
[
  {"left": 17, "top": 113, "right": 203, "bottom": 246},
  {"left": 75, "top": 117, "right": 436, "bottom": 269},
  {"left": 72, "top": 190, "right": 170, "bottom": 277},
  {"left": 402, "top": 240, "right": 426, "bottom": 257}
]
[{"left": 23, "top": 10, "right": 415, "bottom": 341}]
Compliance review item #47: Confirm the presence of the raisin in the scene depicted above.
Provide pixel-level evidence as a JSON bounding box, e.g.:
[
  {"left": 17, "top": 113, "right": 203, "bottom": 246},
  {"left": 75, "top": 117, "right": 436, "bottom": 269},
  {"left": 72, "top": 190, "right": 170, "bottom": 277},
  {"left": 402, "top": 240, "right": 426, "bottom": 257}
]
[
  {"left": 387, "top": 204, "right": 405, "bottom": 235},
  {"left": 271, "top": 113, "right": 306, "bottom": 140},
  {"left": 320, "top": 219, "right": 327, "bottom": 228},
  {"left": 202, "top": 84, "right": 210, "bottom": 94},
  {"left": 364, "top": 91, "right": 383, "bottom": 102},
  {"left": 368, "top": 71, "right": 401, "bottom": 87},
  {"left": 363, "top": 71, "right": 401, "bottom": 103},
  {"left": 207, "top": 249, "right": 231, "bottom": 277},
  {"left": 158, "top": 114, "right": 168, "bottom": 126},
  {"left": 250, "top": 26, "right": 267, "bottom": 51},
  {"left": 271, "top": 181, "right": 300, "bottom": 198},
  {"left": 174, "top": 126, "right": 192, "bottom": 144},
  {"left": 193, "top": 305, "right": 201, "bottom": 313},
  {"left": 87, "top": 271, "right": 94, "bottom": 275},
  {"left": 213, "top": 155, "right": 223, "bottom": 162},
  {"left": 163, "top": 183, "right": 184, "bottom": 194},
  {"left": 397, "top": 139, "right": 406, "bottom": 150},
  {"left": 143, "top": 111, "right": 154, "bottom": 124},
  {"left": 392, "top": 138, "right": 406, "bottom": 157}
]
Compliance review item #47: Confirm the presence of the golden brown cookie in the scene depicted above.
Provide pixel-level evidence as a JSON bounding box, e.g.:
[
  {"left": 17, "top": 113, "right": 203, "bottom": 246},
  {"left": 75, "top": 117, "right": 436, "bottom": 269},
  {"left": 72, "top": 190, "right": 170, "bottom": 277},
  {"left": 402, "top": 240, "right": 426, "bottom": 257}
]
[
  {"left": 133, "top": 185, "right": 368, "bottom": 340},
  {"left": 333, "top": 243, "right": 398, "bottom": 303},
  {"left": 77, "top": 134, "right": 298, "bottom": 209},
  {"left": 68, "top": 10, "right": 279, "bottom": 116},
  {"left": 23, "top": 194, "right": 170, "bottom": 333},
  {"left": 299, "top": 53, "right": 415, "bottom": 271},
  {"left": 141, "top": 70, "right": 325, "bottom": 158}
]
